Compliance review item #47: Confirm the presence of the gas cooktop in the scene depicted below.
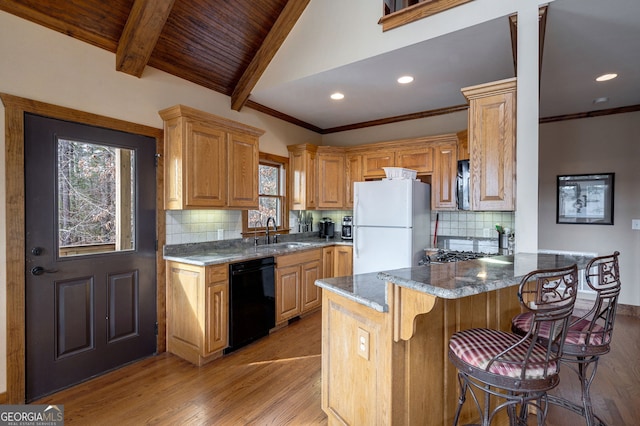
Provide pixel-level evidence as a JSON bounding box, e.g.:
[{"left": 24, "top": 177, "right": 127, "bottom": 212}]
[{"left": 421, "top": 249, "right": 495, "bottom": 264}]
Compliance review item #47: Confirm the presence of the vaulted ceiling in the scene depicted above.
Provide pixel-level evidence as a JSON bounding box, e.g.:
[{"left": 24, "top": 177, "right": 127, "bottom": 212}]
[
  {"left": 0, "top": 0, "right": 307, "bottom": 112},
  {"left": 2, "top": 0, "right": 639, "bottom": 135}
]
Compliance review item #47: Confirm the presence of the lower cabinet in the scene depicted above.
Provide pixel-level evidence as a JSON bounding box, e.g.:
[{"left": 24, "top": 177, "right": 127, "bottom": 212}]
[
  {"left": 275, "top": 249, "right": 323, "bottom": 324},
  {"left": 323, "top": 245, "right": 353, "bottom": 279},
  {"left": 166, "top": 261, "right": 229, "bottom": 366}
]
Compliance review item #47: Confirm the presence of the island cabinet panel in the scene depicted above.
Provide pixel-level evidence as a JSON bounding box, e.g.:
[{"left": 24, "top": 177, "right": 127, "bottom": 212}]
[
  {"left": 317, "top": 153, "right": 345, "bottom": 209},
  {"left": 166, "top": 261, "right": 229, "bottom": 366},
  {"left": 321, "top": 282, "right": 521, "bottom": 425},
  {"left": 462, "top": 78, "right": 516, "bottom": 211},
  {"left": 275, "top": 249, "right": 323, "bottom": 324}
]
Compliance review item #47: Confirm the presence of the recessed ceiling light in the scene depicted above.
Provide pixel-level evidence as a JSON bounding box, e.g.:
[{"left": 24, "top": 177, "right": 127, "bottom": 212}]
[
  {"left": 397, "top": 75, "right": 414, "bottom": 84},
  {"left": 330, "top": 92, "right": 344, "bottom": 100},
  {"left": 596, "top": 73, "right": 618, "bottom": 82},
  {"left": 593, "top": 97, "right": 609, "bottom": 104}
]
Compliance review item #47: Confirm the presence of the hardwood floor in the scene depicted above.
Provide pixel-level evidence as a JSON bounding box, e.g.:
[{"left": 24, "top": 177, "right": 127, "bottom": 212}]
[{"left": 35, "top": 311, "right": 640, "bottom": 425}]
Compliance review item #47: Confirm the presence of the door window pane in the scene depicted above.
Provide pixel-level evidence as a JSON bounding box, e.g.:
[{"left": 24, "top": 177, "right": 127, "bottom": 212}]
[{"left": 57, "top": 139, "right": 135, "bottom": 257}]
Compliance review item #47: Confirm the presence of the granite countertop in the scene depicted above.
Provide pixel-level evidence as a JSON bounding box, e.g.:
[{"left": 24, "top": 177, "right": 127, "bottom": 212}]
[
  {"left": 164, "top": 235, "right": 352, "bottom": 266},
  {"left": 315, "top": 253, "right": 593, "bottom": 313}
]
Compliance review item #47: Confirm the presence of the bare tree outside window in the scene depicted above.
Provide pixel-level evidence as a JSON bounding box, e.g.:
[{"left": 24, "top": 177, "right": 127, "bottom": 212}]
[
  {"left": 248, "top": 163, "right": 282, "bottom": 227},
  {"left": 57, "top": 139, "right": 135, "bottom": 256}
]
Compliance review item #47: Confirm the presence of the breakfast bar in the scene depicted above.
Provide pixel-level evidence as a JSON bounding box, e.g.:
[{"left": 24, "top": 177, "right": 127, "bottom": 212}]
[{"left": 315, "top": 252, "right": 592, "bottom": 426}]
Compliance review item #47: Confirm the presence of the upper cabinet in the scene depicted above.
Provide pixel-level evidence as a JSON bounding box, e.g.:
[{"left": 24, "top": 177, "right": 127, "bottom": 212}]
[
  {"left": 159, "top": 105, "right": 263, "bottom": 210},
  {"left": 432, "top": 142, "right": 458, "bottom": 210},
  {"left": 288, "top": 144, "right": 318, "bottom": 210},
  {"left": 462, "top": 78, "right": 516, "bottom": 211},
  {"left": 317, "top": 148, "right": 346, "bottom": 210}
]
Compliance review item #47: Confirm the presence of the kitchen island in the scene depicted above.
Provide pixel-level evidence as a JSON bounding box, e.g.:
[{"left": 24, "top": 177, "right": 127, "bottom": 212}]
[{"left": 315, "top": 252, "right": 592, "bottom": 425}]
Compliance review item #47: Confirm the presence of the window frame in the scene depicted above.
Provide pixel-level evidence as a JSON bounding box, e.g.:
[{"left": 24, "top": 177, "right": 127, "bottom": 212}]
[{"left": 242, "top": 152, "right": 289, "bottom": 237}]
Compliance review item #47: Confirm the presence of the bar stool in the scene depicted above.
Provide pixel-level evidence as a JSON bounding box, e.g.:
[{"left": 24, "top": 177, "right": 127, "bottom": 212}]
[
  {"left": 512, "top": 252, "right": 621, "bottom": 426},
  {"left": 448, "top": 264, "right": 578, "bottom": 425}
]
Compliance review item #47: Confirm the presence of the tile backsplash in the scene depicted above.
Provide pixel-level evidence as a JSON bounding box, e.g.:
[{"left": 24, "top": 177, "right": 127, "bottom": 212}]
[
  {"left": 166, "top": 209, "right": 514, "bottom": 245},
  {"left": 165, "top": 209, "right": 354, "bottom": 245},
  {"left": 431, "top": 211, "right": 515, "bottom": 239}
]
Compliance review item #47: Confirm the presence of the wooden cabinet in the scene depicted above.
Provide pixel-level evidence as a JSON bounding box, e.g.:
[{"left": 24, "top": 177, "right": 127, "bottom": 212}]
[
  {"left": 159, "top": 104, "right": 263, "bottom": 210},
  {"left": 317, "top": 150, "right": 345, "bottom": 209},
  {"left": 456, "top": 129, "right": 469, "bottom": 160},
  {"left": 166, "top": 261, "right": 228, "bottom": 366},
  {"left": 334, "top": 245, "right": 353, "bottom": 277},
  {"left": 396, "top": 146, "right": 433, "bottom": 174},
  {"left": 433, "top": 143, "right": 458, "bottom": 210},
  {"left": 362, "top": 151, "right": 395, "bottom": 179},
  {"left": 275, "top": 249, "right": 322, "bottom": 324},
  {"left": 462, "top": 78, "right": 516, "bottom": 211},
  {"left": 288, "top": 144, "right": 318, "bottom": 210},
  {"left": 322, "top": 245, "right": 353, "bottom": 278},
  {"left": 345, "top": 154, "right": 363, "bottom": 208}
]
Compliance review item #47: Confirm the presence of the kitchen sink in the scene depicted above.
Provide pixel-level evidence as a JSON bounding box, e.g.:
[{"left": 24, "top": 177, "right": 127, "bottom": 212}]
[{"left": 254, "top": 242, "right": 313, "bottom": 251}]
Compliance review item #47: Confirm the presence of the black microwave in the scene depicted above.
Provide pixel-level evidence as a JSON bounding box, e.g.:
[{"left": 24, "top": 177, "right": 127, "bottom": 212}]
[{"left": 457, "top": 160, "right": 470, "bottom": 210}]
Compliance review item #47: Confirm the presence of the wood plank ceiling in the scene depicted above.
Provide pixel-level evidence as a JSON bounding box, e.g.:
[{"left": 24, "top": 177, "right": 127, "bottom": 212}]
[{"left": 0, "top": 0, "right": 308, "bottom": 114}]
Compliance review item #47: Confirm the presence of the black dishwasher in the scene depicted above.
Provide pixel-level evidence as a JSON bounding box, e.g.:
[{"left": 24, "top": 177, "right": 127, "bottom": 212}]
[{"left": 225, "top": 257, "right": 276, "bottom": 354}]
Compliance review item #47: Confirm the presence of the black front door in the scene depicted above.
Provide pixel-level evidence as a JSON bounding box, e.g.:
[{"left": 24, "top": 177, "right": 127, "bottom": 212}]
[{"left": 25, "top": 113, "right": 157, "bottom": 401}]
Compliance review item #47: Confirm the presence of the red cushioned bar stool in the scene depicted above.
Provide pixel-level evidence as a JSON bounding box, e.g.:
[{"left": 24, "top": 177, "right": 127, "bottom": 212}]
[
  {"left": 448, "top": 264, "right": 579, "bottom": 426},
  {"left": 512, "top": 251, "right": 621, "bottom": 426}
]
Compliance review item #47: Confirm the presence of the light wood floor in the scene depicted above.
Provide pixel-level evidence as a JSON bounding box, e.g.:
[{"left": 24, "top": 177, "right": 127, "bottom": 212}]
[{"left": 35, "top": 311, "right": 640, "bottom": 425}]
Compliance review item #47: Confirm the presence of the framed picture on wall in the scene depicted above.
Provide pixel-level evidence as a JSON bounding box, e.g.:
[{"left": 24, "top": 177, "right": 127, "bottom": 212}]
[{"left": 556, "top": 173, "right": 614, "bottom": 225}]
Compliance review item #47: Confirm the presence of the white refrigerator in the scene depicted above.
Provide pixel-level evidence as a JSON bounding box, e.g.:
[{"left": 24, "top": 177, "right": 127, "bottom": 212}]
[{"left": 353, "top": 180, "right": 431, "bottom": 274}]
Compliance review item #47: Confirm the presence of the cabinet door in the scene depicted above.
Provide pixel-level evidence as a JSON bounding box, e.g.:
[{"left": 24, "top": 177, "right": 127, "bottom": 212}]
[
  {"left": 276, "top": 264, "right": 301, "bottom": 323},
  {"left": 322, "top": 246, "right": 335, "bottom": 279},
  {"left": 334, "top": 245, "right": 353, "bottom": 277},
  {"left": 227, "top": 132, "right": 259, "bottom": 208},
  {"left": 204, "top": 264, "right": 228, "bottom": 354},
  {"left": 345, "top": 154, "right": 362, "bottom": 208},
  {"left": 318, "top": 153, "right": 345, "bottom": 209},
  {"left": 433, "top": 144, "right": 458, "bottom": 210},
  {"left": 301, "top": 260, "right": 322, "bottom": 312},
  {"left": 289, "top": 148, "right": 317, "bottom": 210},
  {"left": 184, "top": 121, "right": 226, "bottom": 208},
  {"left": 167, "top": 262, "right": 203, "bottom": 352},
  {"left": 464, "top": 79, "right": 516, "bottom": 211},
  {"left": 396, "top": 147, "right": 433, "bottom": 173},
  {"left": 362, "top": 151, "right": 395, "bottom": 179},
  {"left": 205, "top": 280, "right": 228, "bottom": 354}
]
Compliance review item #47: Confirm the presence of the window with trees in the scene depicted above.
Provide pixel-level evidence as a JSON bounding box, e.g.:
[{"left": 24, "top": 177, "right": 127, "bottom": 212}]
[{"left": 243, "top": 153, "right": 288, "bottom": 235}]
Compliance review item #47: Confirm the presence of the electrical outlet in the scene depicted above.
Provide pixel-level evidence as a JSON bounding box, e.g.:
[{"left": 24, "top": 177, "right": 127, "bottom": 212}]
[
  {"left": 357, "top": 327, "right": 370, "bottom": 360},
  {"left": 632, "top": 219, "right": 640, "bottom": 230}
]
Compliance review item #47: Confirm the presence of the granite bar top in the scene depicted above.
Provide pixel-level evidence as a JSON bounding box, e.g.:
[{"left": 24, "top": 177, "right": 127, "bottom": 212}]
[
  {"left": 164, "top": 234, "right": 352, "bottom": 266},
  {"left": 315, "top": 253, "right": 593, "bottom": 313}
]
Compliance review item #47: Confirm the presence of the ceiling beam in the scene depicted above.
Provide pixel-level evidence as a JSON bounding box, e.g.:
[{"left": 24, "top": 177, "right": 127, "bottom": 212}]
[
  {"left": 231, "top": 0, "right": 310, "bottom": 112},
  {"left": 116, "top": 0, "right": 176, "bottom": 78}
]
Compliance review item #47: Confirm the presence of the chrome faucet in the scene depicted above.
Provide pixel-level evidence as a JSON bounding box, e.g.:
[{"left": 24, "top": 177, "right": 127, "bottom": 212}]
[{"left": 265, "top": 216, "right": 277, "bottom": 244}]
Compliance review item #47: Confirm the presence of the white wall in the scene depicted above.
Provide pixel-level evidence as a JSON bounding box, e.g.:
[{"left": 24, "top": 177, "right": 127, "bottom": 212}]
[
  {"left": 0, "top": 10, "right": 321, "bottom": 394},
  {"left": 539, "top": 111, "right": 640, "bottom": 307}
]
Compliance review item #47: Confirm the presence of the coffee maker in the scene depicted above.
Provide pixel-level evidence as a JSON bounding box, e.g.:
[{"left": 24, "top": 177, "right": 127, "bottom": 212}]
[
  {"left": 319, "top": 218, "right": 335, "bottom": 238},
  {"left": 341, "top": 216, "right": 353, "bottom": 240}
]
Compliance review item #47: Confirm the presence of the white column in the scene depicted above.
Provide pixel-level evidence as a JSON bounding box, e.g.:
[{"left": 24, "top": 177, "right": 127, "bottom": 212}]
[{"left": 515, "top": 2, "right": 541, "bottom": 253}]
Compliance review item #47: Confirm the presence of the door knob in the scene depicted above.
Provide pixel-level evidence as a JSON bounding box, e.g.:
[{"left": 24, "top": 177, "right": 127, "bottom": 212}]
[{"left": 31, "top": 266, "right": 57, "bottom": 276}]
